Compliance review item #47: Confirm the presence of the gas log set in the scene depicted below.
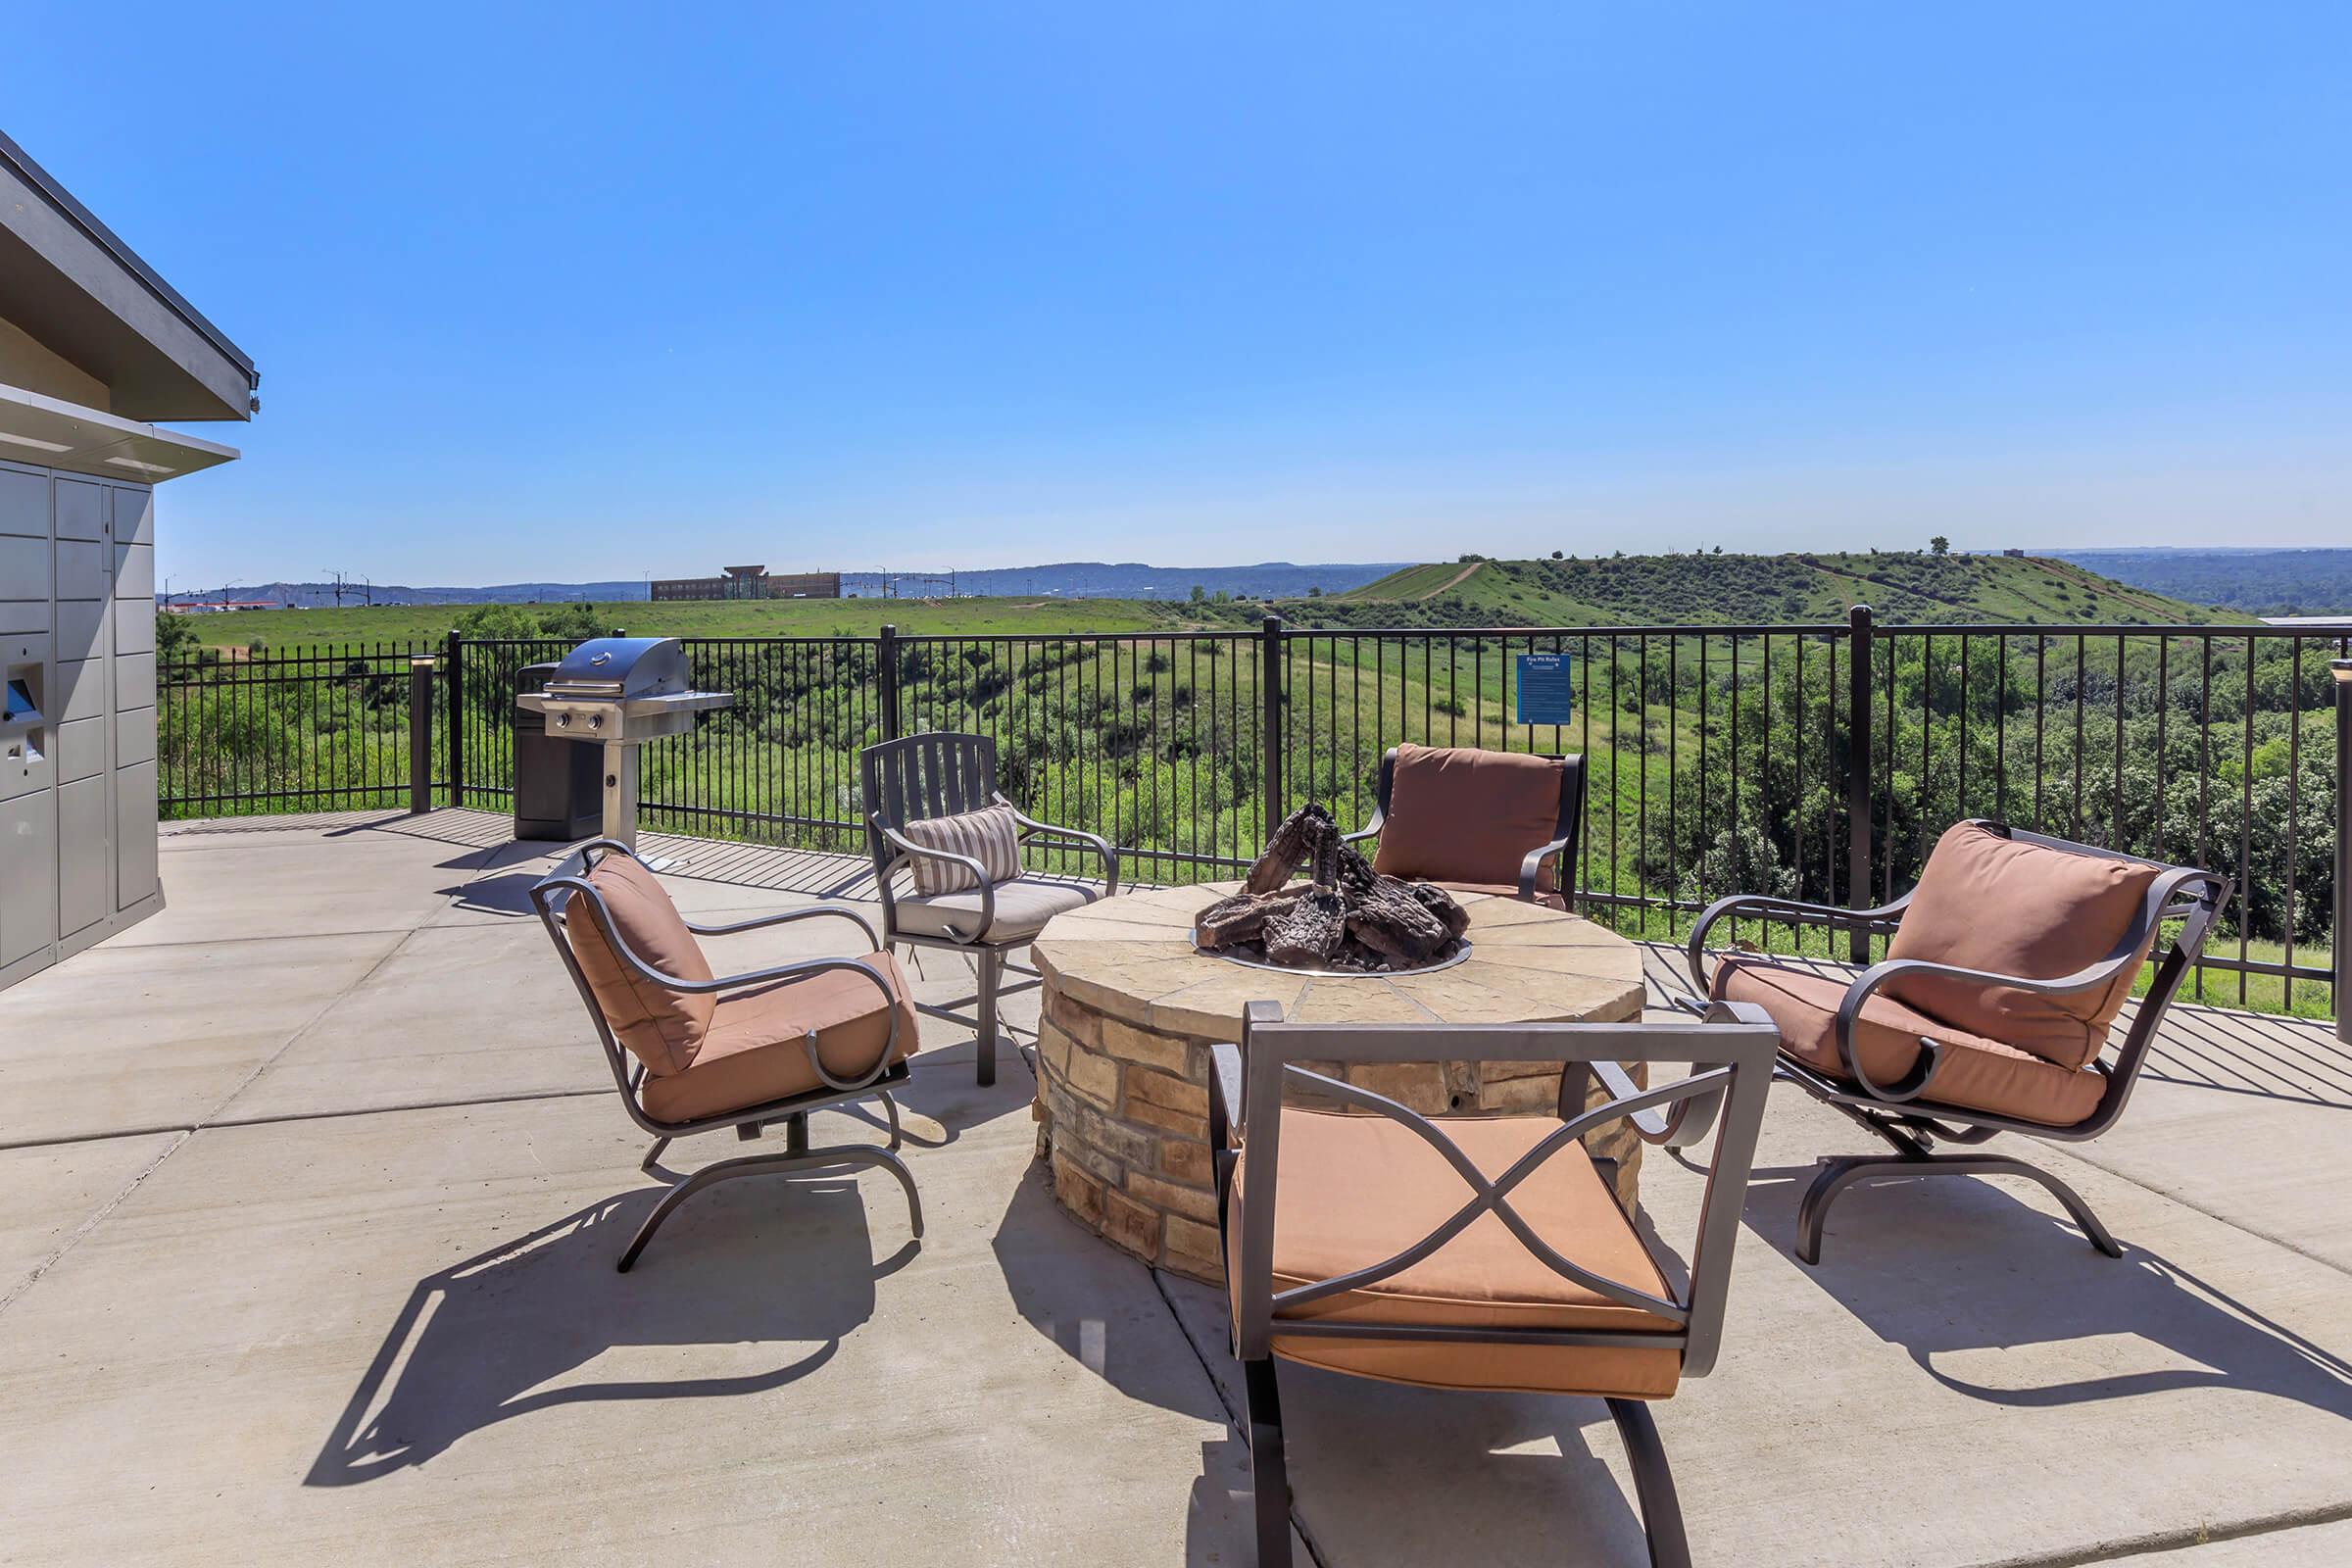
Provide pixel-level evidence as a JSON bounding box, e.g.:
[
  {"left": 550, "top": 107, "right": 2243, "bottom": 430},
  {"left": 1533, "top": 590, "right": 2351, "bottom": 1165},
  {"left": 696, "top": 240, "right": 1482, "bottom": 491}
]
[{"left": 1194, "top": 805, "right": 1470, "bottom": 973}]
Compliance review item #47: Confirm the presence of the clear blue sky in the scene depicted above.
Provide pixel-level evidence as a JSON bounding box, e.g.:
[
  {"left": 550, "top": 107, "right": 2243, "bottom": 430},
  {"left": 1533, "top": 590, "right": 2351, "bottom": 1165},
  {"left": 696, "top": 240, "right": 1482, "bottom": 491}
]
[{"left": 12, "top": 2, "right": 2348, "bottom": 589}]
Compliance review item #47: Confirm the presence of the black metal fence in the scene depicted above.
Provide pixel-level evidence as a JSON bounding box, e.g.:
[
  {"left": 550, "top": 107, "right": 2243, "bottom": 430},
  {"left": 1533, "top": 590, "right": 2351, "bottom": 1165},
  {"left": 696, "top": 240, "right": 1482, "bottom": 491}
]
[{"left": 160, "top": 612, "right": 2346, "bottom": 1015}]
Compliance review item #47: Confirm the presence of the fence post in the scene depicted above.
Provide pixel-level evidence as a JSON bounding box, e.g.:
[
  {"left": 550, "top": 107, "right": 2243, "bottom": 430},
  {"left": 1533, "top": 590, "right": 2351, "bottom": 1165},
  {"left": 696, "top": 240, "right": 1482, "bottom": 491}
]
[
  {"left": 408, "top": 656, "right": 435, "bottom": 813},
  {"left": 444, "top": 631, "right": 465, "bottom": 808},
  {"left": 1846, "top": 604, "right": 1874, "bottom": 963},
  {"left": 877, "top": 624, "right": 901, "bottom": 741},
  {"left": 1261, "top": 613, "right": 1286, "bottom": 839},
  {"left": 2333, "top": 658, "right": 2352, "bottom": 1044}
]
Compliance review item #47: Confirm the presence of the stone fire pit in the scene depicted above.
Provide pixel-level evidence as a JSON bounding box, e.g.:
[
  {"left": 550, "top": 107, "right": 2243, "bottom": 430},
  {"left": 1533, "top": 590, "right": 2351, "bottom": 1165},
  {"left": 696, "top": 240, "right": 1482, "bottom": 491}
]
[{"left": 1030, "top": 881, "right": 1648, "bottom": 1283}]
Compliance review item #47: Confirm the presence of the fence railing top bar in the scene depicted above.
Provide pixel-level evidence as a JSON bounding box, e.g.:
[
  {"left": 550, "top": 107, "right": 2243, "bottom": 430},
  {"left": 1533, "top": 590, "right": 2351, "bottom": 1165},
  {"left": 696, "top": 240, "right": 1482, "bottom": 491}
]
[
  {"left": 1883, "top": 621, "right": 2322, "bottom": 638},
  {"left": 889, "top": 628, "right": 1252, "bottom": 645},
  {"left": 1280, "top": 622, "right": 1856, "bottom": 638}
]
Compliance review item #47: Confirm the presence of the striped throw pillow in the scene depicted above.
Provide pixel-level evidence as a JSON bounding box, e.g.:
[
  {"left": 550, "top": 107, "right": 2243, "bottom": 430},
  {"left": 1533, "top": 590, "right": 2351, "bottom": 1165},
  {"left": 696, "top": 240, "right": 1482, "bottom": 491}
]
[{"left": 901, "top": 804, "right": 1022, "bottom": 895}]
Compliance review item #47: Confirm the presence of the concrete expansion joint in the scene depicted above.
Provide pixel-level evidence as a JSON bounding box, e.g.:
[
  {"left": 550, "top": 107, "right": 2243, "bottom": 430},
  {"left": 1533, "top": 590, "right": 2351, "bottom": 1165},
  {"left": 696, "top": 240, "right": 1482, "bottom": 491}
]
[
  {"left": 1146, "top": 1265, "right": 1332, "bottom": 1568},
  {"left": 1969, "top": 1498, "right": 2352, "bottom": 1568},
  {"left": 0, "top": 1128, "right": 188, "bottom": 1321}
]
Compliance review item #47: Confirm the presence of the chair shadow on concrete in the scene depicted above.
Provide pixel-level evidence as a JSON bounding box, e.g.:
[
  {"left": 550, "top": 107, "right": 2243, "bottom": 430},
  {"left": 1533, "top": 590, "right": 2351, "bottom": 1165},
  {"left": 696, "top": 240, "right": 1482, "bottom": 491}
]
[
  {"left": 1737, "top": 1160, "right": 2352, "bottom": 1419},
  {"left": 309, "top": 1180, "right": 914, "bottom": 1486},
  {"left": 987, "top": 1164, "right": 1655, "bottom": 1566}
]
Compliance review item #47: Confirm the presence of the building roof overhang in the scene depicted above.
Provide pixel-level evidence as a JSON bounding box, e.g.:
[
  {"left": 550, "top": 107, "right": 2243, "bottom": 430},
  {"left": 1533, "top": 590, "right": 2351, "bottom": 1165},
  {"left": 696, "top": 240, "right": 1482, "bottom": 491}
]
[
  {"left": 0, "top": 131, "right": 257, "bottom": 423},
  {"left": 0, "top": 381, "right": 238, "bottom": 484}
]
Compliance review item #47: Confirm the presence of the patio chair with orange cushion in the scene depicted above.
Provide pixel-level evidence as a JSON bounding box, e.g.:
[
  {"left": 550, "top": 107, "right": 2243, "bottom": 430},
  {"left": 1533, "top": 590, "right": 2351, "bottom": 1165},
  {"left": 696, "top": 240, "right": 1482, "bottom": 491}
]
[
  {"left": 1342, "top": 743, "right": 1586, "bottom": 908},
  {"left": 531, "top": 839, "right": 922, "bottom": 1271},
  {"left": 1678, "top": 819, "right": 2230, "bottom": 1264},
  {"left": 1211, "top": 1000, "right": 1780, "bottom": 1568}
]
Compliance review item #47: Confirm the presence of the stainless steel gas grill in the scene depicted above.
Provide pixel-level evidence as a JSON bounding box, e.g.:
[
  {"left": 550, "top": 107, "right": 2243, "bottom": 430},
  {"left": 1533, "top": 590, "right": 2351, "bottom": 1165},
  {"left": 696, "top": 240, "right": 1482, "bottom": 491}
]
[{"left": 516, "top": 637, "right": 734, "bottom": 857}]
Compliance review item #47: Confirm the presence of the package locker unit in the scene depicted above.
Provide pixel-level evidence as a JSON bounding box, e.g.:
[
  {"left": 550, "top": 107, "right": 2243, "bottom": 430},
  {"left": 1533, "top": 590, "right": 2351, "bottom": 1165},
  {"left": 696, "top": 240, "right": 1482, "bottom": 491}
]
[
  {"left": 0, "top": 129, "right": 256, "bottom": 990},
  {"left": 0, "top": 466, "right": 163, "bottom": 983}
]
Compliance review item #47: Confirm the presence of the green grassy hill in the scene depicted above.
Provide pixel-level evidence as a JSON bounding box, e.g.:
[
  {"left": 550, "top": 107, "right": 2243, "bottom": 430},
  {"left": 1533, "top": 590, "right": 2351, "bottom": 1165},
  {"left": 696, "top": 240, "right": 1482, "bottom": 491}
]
[{"left": 1313, "top": 551, "right": 2222, "bottom": 627}]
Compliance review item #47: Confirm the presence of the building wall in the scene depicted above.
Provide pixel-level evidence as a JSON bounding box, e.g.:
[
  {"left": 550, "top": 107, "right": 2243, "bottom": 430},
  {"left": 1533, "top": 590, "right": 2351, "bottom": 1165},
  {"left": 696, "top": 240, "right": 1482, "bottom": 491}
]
[
  {"left": 650, "top": 570, "right": 841, "bottom": 602},
  {"left": 0, "top": 458, "right": 161, "bottom": 988}
]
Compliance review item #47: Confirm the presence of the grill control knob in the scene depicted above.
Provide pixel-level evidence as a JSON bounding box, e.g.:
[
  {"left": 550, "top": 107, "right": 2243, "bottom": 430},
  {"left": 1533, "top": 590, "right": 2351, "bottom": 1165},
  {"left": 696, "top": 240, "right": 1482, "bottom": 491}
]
[{"left": 556, "top": 712, "right": 571, "bottom": 729}]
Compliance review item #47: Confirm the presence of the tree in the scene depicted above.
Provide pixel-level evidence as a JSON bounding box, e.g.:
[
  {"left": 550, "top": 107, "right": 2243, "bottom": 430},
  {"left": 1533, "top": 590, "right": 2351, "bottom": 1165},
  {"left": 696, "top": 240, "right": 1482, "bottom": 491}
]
[
  {"left": 1930, "top": 536, "right": 1950, "bottom": 556},
  {"left": 1306, "top": 585, "right": 1322, "bottom": 598},
  {"left": 455, "top": 603, "right": 543, "bottom": 640},
  {"left": 1189, "top": 585, "right": 1206, "bottom": 604},
  {"left": 157, "top": 611, "right": 207, "bottom": 666},
  {"left": 538, "top": 601, "right": 605, "bottom": 642},
  {"left": 1550, "top": 550, "right": 1563, "bottom": 560}
]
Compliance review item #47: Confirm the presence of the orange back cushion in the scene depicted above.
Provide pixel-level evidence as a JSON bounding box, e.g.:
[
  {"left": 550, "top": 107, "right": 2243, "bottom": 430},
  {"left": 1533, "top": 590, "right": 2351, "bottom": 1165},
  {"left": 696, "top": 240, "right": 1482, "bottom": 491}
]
[
  {"left": 1886, "top": 822, "right": 2161, "bottom": 1069},
  {"left": 563, "top": 853, "right": 716, "bottom": 1076},
  {"left": 1371, "top": 744, "right": 1566, "bottom": 892}
]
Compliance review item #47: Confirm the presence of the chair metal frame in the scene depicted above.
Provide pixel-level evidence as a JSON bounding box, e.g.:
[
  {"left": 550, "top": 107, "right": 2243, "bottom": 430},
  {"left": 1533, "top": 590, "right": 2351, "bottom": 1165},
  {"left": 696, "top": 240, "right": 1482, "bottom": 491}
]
[
  {"left": 531, "top": 839, "right": 922, "bottom": 1271},
  {"left": 1677, "top": 819, "right": 2231, "bottom": 1264},
  {"left": 860, "top": 731, "right": 1119, "bottom": 1086},
  {"left": 1211, "top": 1001, "right": 1780, "bottom": 1568},
  {"left": 1342, "top": 746, "right": 1587, "bottom": 907}
]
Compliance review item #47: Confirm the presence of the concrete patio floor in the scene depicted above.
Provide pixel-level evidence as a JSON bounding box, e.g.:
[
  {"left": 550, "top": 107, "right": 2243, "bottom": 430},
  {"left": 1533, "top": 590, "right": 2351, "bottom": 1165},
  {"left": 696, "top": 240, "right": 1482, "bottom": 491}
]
[{"left": 2, "top": 809, "right": 2348, "bottom": 1566}]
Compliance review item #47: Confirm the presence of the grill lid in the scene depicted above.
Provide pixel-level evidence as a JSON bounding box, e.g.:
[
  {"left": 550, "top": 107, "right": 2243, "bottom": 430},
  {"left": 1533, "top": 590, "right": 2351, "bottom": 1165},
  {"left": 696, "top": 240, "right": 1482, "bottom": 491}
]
[{"left": 544, "top": 637, "right": 689, "bottom": 701}]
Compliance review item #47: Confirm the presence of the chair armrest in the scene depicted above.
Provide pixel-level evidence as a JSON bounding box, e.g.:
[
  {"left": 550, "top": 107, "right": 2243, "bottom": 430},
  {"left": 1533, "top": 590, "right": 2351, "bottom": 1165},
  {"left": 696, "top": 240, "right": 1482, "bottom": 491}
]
[
  {"left": 873, "top": 820, "right": 996, "bottom": 944},
  {"left": 998, "top": 800, "right": 1121, "bottom": 895},
  {"left": 686, "top": 905, "right": 880, "bottom": 950},
  {"left": 1685, "top": 890, "right": 1913, "bottom": 992},
  {"left": 1340, "top": 804, "right": 1384, "bottom": 848},
  {"left": 1517, "top": 833, "right": 1575, "bottom": 901},
  {"left": 1829, "top": 950, "right": 2142, "bottom": 1104},
  {"left": 1207, "top": 1041, "right": 1246, "bottom": 1148}
]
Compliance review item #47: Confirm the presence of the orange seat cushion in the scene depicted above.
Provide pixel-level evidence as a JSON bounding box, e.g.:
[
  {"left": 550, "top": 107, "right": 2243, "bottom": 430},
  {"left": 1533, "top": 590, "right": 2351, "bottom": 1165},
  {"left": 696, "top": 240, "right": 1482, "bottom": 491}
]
[
  {"left": 1885, "top": 822, "right": 2161, "bottom": 1069},
  {"left": 1226, "top": 1107, "right": 1682, "bottom": 1398},
  {"left": 564, "top": 854, "right": 715, "bottom": 1076},
  {"left": 1438, "top": 880, "right": 1567, "bottom": 910},
  {"left": 1712, "top": 958, "right": 2108, "bottom": 1128},
  {"left": 1373, "top": 745, "right": 1565, "bottom": 894},
  {"left": 640, "top": 953, "right": 920, "bottom": 1124}
]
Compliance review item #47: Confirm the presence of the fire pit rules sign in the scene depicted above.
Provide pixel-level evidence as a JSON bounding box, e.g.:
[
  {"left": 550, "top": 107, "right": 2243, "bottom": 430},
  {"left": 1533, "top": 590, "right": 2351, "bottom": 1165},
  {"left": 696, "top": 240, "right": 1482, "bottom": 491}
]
[{"left": 1515, "top": 653, "right": 1575, "bottom": 726}]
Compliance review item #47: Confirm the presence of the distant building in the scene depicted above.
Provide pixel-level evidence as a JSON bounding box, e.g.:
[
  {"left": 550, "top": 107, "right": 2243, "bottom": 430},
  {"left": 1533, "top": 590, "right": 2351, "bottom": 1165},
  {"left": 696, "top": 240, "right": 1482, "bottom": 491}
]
[
  {"left": 650, "top": 564, "right": 841, "bottom": 602},
  {"left": 2004, "top": 549, "right": 2028, "bottom": 558}
]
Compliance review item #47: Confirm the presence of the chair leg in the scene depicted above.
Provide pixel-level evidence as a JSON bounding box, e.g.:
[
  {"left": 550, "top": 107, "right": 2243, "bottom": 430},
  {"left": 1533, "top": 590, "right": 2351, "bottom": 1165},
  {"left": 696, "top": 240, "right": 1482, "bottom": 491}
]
[
  {"left": 1795, "top": 1152, "right": 2124, "bottom": 1265},
  {"left": 638, "top": 1136, "right": 670, "bottom": 1173},
  {"left": 1605, "top": 1398, "right": 1690, "bottom": 1568},
  {"left": 1242, "top": 1357, "right": 1292, "bottom": 1567},
  {"left": 975, "top": 950, "right": 1003, "bottom": 1087},
  {"left": 616, "top": 1143, "right": 923, "bottom": 1272}
]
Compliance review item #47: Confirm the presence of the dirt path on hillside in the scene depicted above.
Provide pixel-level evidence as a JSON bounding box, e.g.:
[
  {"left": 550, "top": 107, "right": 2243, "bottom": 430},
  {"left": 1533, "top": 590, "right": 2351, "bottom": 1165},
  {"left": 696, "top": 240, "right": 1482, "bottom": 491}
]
[{"left": 1414, "top": 561, "right": 1487, "bottom": 601}]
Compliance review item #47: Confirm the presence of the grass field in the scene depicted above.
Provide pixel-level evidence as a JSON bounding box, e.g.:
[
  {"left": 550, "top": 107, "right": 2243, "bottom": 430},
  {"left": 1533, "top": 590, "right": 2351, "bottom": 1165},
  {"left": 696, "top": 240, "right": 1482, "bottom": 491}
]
[{"left": 172, "top": 595, "right": 1234, "bottom": 653}]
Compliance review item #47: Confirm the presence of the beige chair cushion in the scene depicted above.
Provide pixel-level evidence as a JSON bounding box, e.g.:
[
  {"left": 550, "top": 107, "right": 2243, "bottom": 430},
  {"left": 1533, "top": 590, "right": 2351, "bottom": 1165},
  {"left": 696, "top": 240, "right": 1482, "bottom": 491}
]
[
  {"left": 640, "top": 953, "right": 919, "bottom": 1124},
  {"left": 893, "top": 875, "right": 1100, "bottom": 943},
  {"left": 1226, "top": 1106, "right": 1682, "bottom": 1399},
  {"left": 900, "top": 804, "right": 1022, "bottom": 894},
  {"left": 1713, "top": 958, "right": 2108, "bottom": 1128},
  {"left": 1885, "top": 822, "right": 2161, "bottom": 1069},
  {"left": 1373, "top": 745, "right": 1564, "bottom": 893},
  {"left": 564, "top": 853, "right": 714, "bottom": 1076}
]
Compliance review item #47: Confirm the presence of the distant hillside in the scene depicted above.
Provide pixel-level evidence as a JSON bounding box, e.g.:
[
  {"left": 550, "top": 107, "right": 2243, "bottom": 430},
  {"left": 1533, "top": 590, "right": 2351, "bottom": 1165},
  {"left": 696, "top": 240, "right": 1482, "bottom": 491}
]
[
  {"left": 1292, "top": 551, "right": 2221, "bottom": 627},
  {"left": 2044, "top": 549, "right": 2352, "bottom": 616},
  {"left": 160, "top": 561, "right": 1405, "bottom": 611}
]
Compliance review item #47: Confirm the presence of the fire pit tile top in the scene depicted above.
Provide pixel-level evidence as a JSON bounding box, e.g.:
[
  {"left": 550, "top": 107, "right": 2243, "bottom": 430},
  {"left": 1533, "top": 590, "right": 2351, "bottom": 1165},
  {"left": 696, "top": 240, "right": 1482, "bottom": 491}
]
[
  {"left": 1029, "top": 881, "right": 1650, "bottom": 1282},
  {"left": 1033, "top": 880, "right": 1642, "bottom": 1035}
]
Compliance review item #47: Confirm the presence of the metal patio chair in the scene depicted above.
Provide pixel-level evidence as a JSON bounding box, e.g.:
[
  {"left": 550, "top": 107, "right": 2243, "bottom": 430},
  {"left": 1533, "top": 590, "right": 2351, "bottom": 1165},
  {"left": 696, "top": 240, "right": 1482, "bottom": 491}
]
[
  {"left": 1675, "top": 818, "right": 2230, "bottom": 1264},
  {"left": 1342, "top": 743, "right": 1587, "bottom": 909},
  {"left": 861, "top": 731, "right": 1119, "bottom": 1086},
  {"left": 531, "top": 839, "right": 922, "bottom": 1271},
  {"left": 1212, "top": 1001, "right": 1779, "bottom": 1568}
]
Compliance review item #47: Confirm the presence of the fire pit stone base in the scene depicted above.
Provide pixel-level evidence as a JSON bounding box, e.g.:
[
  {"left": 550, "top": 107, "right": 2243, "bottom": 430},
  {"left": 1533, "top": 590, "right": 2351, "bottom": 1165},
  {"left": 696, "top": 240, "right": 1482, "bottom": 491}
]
[{"left": 1031, "top": 881, "right": 1650, "bottom": 1285}]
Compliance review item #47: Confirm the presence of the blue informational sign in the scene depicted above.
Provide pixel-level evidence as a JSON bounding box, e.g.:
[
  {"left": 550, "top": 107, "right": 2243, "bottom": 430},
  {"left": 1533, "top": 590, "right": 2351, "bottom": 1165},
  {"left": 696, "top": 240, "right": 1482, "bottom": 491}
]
[{"left": 1515, "top": 653, "right": 1575, "bottom": 726}]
